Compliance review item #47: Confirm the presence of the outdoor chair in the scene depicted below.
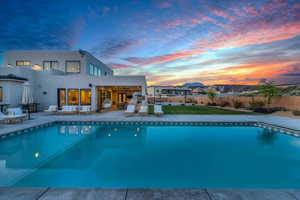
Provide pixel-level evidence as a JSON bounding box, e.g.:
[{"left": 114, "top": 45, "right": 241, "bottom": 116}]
[
  {"left": 154, "top": 105, "right": 164, "bottom": 116},
  {"left": 79, "top": 106, "right": 92, "bottom": 113},
  {"left": 125, "top": 104, "right": 136, "bottom": 116},
  {"left": 139, "top": 101, "right": 148, "bottom": 115},
  {"left": 1, "top": 108, "right": 27, "bottom": 123},
  {"left": 59, "top": 106, "right": 78, "bottom": 114},
  {"left": 44, "top": 105, "right": 58, "bottom": 113}
]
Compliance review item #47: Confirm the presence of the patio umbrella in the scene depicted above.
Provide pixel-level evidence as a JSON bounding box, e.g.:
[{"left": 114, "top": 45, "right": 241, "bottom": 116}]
[{"left": 22, "top": 82, "right": 34, "bottom": 119}]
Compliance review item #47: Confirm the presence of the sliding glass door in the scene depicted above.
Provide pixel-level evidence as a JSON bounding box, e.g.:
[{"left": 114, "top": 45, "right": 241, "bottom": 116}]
[{"left": 57, "top": 89, "right": 66, "bottom": 108}]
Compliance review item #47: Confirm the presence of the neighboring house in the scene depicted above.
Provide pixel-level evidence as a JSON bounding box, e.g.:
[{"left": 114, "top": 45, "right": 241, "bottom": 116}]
[
  {"left": 147, "top": 86, "right": 192, "bottom": 97},
  {"left": 0, "top": 50, "right": 147, "bottom": 111}
]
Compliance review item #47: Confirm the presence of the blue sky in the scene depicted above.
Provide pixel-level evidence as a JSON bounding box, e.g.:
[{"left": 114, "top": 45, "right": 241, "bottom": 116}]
[{"left": 1, "top": 0, "right": 300, "bottom": 85}]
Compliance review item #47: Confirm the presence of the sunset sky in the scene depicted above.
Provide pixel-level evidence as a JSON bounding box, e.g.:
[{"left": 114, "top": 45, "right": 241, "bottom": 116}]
[{"left": 0, "top": 0, "right": 300, "bottom": 85}]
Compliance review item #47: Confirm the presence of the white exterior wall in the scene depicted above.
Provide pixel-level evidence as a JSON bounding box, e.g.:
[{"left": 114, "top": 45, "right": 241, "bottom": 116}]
[
  {"left": 0, "top": 80, "right": 25, "bottom": 107},
  {"left": 3, "top": 50, "right": 113, "bottom": 76},
  {"left": 1, "top": 50, "right": 147, "bottom": 111}
]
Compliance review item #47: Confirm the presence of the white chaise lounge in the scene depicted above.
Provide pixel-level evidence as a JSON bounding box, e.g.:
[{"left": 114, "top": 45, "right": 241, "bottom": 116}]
[
  {"left": 79, "top": 106, "right": 92, "bottom": 113},
  {"left": 59, "top": 106, "right": 78, "bottom": 114},
  {"left": 125, "top": 104, "right": 136, "bottom": 116},
  {"left": 44, "top": 105, "right": 58, "bottom": 113},
  {"left": 1, "top": 108, "right": 27, "bottom": 123},
  {"left": 154, "top": 105, "right": 164, "bottom": 116},
  {"left": 139, "top": 101, "right": 148, "bottom": 115}
]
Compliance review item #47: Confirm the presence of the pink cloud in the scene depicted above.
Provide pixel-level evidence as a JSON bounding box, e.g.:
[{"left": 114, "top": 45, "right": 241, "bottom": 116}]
[
  {"left": 125, "top": 50, "right": 202, "bottom": 66},
  {"left": 294, "top": 4, "right": 300, "bottom": 9},
  {"left": 261, "top": 0, "right": 288, "bottom": 13},
  {"left": 211, "top": 9, "right": 236, "bottom": 21},
  {"left": 157, "top": 1, "right": 172, "bottom": 8},
  {"left": 244, "top": 5, "right": 259, "bottom": 17},
  {"left": 107, "top": 63, "right": 134, "bottom": 69},
  {"left": 164, "top": 19, "right": 185, "bottom": 28},
  {"left": 232, "top": 8, "right": 246, "bottom": 17}
]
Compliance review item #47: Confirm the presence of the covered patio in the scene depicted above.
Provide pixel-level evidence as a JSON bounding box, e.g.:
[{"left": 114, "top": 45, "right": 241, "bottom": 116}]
[{"left": 96, "top": 86, "right": 143, "bottom": 111}]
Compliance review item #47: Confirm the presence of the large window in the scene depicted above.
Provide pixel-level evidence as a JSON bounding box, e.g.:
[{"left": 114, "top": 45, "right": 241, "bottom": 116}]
[
  {"left": 0, "top": 87, "right": 3, "bottom": 102},
  {"left": 66, "top": 61, "right": 80, "bottom": 73},
  {"left": 68, "top": 89, "right": 79, "bottom": 105},
  {"left": 16, "top": 60, "right": 31, "bottom": 66},
  {"left": 80, "top": 89, "right": 92, "bottom": 105},
  {"left": 88, "top": 64, "right": 94, "bottom": 75},
  {"left": 97, "top": 68, "right": 102, "bottom": 76},
  {"left": 43, "top": 61, "right": 58, "bottom": 70}
]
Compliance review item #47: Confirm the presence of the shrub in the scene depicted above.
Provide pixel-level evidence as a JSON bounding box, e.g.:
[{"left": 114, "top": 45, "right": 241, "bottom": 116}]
[
  {"left": 207, "top": 102, "right": 217, "bottom": 106},
  {"left": 293, "top": 110, "right": 300, "bottom": 116},
  {"left": 219, "top": 101, "right": 230, "bottom": 107},
  {"left": 249, "top": 100, "right": 265, "bottom": 110},
  {"left": 232, "top": 100, "right": 243, "bottom": 109}
]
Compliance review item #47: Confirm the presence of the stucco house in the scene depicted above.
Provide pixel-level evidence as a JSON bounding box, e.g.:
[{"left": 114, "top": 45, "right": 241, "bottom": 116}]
[{"left": 0, "top": 50, "right": 147, "bottom": 111}]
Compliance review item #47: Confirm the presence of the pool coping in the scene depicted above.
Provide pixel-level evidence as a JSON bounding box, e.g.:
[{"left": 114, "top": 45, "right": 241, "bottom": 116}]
[{"left": 1, "top": 120, "right": 300, "bottom": 141}]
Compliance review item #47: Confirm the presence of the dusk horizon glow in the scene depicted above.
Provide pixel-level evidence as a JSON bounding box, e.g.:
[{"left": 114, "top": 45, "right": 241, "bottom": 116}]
[{"left": 1, "top": 0, "right": 300, "bottom": 86}]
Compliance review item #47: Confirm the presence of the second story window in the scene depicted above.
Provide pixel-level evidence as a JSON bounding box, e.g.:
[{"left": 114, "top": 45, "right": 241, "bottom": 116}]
[
  {"left": 43, "top": 61, "right": 58, "bottom": 70},
  {"left": 88, "top": 64, "right": 94, "bottom": 75},
  {"left": 97, "top": 68, "right": 102, "bottom": 76},
  {"left": 66, "top": 61, "right": 80, "bottom": 73},
  {"left": 16, "top": 60, "right": 31, "bottom": 66}
]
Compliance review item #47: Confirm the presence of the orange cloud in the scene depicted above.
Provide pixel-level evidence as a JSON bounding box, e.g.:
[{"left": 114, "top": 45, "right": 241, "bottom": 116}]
[{"left": 148, "top": 60, "right": 300, "bottom": 86}]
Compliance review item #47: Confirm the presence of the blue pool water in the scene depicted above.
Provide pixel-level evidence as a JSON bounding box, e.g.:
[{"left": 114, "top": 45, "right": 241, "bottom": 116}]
[{"left": 0, "top": 123, "right": 300, "bottom": 188}]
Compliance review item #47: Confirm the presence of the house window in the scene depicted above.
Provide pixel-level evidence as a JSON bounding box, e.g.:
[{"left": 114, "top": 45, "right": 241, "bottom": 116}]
[
  {"left": 68, "top": 89, "right": 79, "bottom": 105},
  {"left": 94, "top": 66, "right": 98, "bottom": 76},
  {"left": 105, "top": 72, "right": 107, "bottom": 76},
  {"left": 43, "top": 61, "right": 58, "bottom": 70},
  {"left": 97, "top": 68, "right": 102, "bottom": 76},
  {"left": 88, "top": 64, "right": 94, "bottom": 75},
  {"left": 80, "top": 89, "right": 92, "bottom": 105},
  {"left": 66, "top": 61, "right": 80, "bottom": 73},
  {"left": 16, "top": 60, "right": 32, "bottom": 66},
  {"left": 0, "top": 87, "right": 3, "bottom": 102}
]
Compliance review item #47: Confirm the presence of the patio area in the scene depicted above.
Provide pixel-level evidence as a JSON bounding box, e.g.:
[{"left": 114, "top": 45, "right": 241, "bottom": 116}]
[{"left": 2, "top": 188, "right": 300, "bottom": 200}]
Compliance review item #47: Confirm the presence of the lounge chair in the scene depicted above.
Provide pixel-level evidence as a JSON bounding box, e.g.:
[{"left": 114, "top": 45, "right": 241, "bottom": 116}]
[
  {"left": 59, "top": 106, "right": 78, "bottom": 114},
  {"left": 154, "top": 105, "right": 164, "bottom": 116},
  {"left": 7, "top": 108, "right": 27, "bottom": 118},
  {"left": 1, "top": 108, "right": 27, "bottom": 123},
  {"left": 79, "top": 105, "right": 92, "bottom": 113},
  {"left": 125, "top": 104, "right": 136, "bottom": 116},
  {"left": 139, "top": 101, "right": 148, "bottom": 115},
  {"left": 44, "top": 105, "right": 58, "bottom": 113}
]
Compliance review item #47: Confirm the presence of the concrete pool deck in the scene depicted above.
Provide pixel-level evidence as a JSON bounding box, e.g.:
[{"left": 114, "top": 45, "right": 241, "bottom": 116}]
[
  {"left": 1, "top": 111, "right": 300, "bottom": 136},
  {"left": 1, "top": 111, "right": 300, "bottom": 200},
  {"left": 2, "top": 188, "right": 300, "bottom": 200}
]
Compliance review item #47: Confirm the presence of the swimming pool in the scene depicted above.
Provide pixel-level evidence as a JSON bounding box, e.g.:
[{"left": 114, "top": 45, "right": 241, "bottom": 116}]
[{"left": 0, "top": 122, "right": 300, "bottom": 188}]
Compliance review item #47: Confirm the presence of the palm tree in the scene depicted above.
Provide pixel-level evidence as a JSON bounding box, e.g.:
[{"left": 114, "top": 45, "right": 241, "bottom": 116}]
[{"left": 258, "top": 82, "right": 278, "bottom": 105}]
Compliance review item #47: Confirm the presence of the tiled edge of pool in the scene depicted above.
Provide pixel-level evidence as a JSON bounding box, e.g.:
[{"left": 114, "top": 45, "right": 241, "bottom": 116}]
[{"left": 1, "top": 120, "right": 300, "bottom": 141}]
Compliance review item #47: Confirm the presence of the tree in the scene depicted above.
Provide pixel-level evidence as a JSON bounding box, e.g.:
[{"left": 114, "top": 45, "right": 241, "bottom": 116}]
[
  {"left": 206, "top": 87, "right": 217, "bottom": 103},
  {"left": 258, "top": 82, "right": 278, "bottom": 105}
]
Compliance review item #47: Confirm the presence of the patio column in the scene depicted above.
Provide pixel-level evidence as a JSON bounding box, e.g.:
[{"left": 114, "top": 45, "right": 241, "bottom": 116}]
[{"left": 91, "top": 86, "right": 97, "bottom": 111}]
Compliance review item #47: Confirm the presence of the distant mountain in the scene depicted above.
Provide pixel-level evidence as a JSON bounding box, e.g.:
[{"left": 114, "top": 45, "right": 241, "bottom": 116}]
[{"left": 183, "top": 82, "right": 205, "bottom": 87}]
